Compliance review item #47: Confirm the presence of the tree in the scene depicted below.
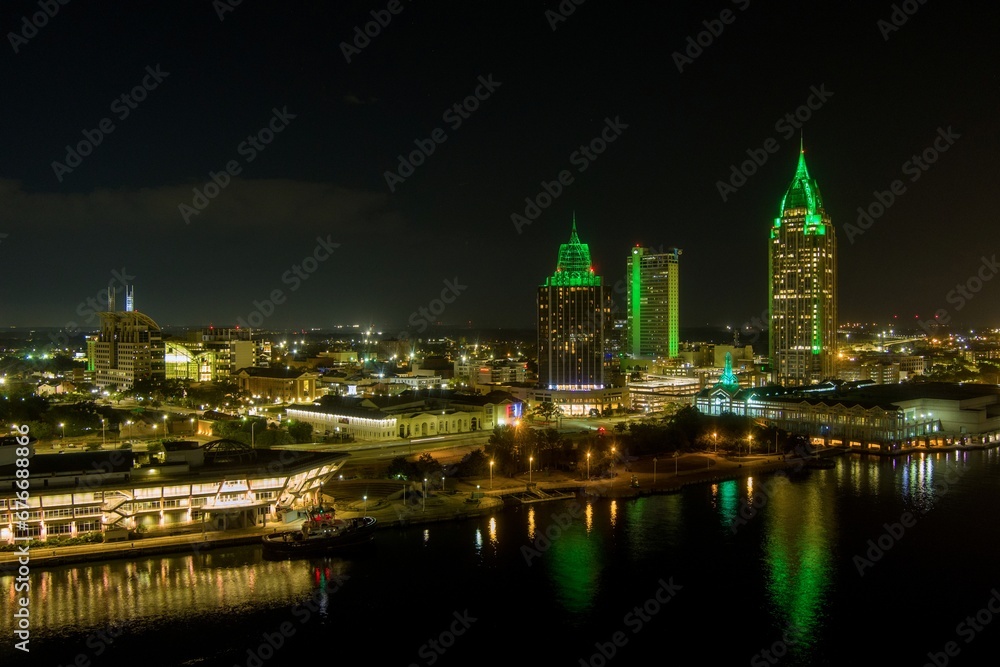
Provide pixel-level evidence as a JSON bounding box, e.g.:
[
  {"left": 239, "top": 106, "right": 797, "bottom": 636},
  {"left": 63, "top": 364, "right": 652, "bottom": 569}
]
[
  {"left": 386, "top": 456, "right": 417, "bottom": 480},
  {"left": 531, "top": 401, "right": 562, "bottom": 423},
  {"left": 287, "top": 420, "right": 313, "bottom": 444},
  {"left": 456, "top": 448, "right": 489, "bottom": 477},
  {"left": 485, "top": 425, "right": 519, "bottom": 476},
  {"left": 415, "top": 452, "right": 441, "bottom": 478}
]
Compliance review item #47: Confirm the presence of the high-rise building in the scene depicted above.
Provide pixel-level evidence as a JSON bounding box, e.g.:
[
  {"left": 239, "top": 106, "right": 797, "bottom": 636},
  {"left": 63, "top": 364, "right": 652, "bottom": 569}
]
[
  {"left": 626, "top": 246, "right": 681, "bottom": 360},
  {"left": 537, "top": 217, "right": 610, "bottom": 390},
  {"left": 769, "top": 142, "right": 837, "bottom": 385},
  {"left": 92, "top": 288, "right": 165, "bottom": 390}
]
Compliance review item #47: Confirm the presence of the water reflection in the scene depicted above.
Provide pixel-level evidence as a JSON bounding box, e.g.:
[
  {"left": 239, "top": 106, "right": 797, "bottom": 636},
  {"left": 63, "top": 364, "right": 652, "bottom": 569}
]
[
  {"left": 762, "top": 478, "right": 834, "bottom": 657},
  {"left": 547, "top": 503, "right": 600, "bottom": 617},
  {"left": 717, "top": 479, "right": 738, "bottom": 528},
  {"left": 610, "top": 500, "right": 618, "bottom": 529},
  {"left": 2, "top": 551, "right": 345, "bottom": 638},
  {"left": 527, "top": 506, "right": 536, "bottom": 541}
]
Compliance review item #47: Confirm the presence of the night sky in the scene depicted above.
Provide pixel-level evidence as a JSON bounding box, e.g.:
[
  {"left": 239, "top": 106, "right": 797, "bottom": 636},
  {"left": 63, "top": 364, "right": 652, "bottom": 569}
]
[{"left": 1, "top": 0, "right": 997, "bottom": 334}]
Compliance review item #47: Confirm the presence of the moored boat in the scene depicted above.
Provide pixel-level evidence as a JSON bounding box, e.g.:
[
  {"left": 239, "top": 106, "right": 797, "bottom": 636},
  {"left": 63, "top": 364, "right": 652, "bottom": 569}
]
[
  {"left": 804, "top": 456, "right": 836, "bottom": 469},
  {"left": 262, "top": 506, "right": 377, "bottom": 558}
]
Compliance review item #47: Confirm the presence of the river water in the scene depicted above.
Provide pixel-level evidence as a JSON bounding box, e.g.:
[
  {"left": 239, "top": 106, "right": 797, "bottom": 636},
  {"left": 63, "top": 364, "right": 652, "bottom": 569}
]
[{"left": 4, "top": 449, "right": 1000, "bottom": 666}]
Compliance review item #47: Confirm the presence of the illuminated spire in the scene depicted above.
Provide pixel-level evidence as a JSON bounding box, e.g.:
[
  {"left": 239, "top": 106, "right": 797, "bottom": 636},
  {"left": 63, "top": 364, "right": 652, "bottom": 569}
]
[
  {"left": 718, "top": 351, "right": 739, "bottom": 390},
  {"left": 777, "top": 141, "right": 825, "bottom": 229},
  {"left": 545, "top": 214, "right": 601, "bottom": 286}
]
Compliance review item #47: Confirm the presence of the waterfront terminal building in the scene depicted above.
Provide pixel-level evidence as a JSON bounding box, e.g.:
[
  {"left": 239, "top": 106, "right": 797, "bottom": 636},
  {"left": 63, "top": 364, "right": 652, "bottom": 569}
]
[
  {"left": 695, "top": 381, "right": 1000, "bottom": 452},
  {"left": 0, "top": 442, "right": 349, "bottom": 544}
]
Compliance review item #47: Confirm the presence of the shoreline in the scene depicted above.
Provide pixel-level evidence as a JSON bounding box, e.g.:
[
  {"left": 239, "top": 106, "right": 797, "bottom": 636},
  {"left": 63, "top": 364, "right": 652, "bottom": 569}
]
[{"left": 2, "top": 443, "right": 991, "bottom": 571}]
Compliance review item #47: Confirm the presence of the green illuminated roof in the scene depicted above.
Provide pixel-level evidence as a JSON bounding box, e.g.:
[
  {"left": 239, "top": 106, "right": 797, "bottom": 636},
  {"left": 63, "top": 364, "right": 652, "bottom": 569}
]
[
  {"left": 545, "top": 214, "right": 602, "bottom": 286},
  {"left": 778, "top": 140, "right": 824, "bottom": 218}
]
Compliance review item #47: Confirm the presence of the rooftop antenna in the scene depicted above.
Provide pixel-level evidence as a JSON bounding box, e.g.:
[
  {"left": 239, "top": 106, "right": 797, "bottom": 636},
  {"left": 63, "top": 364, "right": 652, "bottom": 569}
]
[{"left": 125, "top": 285, "right": 134, "bottom": 312}]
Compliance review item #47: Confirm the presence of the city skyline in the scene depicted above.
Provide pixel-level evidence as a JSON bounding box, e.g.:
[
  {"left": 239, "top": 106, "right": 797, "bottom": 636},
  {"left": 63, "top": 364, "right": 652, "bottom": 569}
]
[{"left": 1, "top": 1, "right": 997, "bottom": 333}]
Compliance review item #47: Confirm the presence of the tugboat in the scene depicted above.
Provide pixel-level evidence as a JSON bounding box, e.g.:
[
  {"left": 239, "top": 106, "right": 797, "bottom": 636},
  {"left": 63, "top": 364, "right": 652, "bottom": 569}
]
[{"left": 262, "top": 506, "right": 377, "bottom": 559}]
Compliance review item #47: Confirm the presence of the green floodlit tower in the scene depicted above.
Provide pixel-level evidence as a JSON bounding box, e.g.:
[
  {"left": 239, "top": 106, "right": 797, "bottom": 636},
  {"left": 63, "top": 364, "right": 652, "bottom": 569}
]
[
  {"left": 769, "top": 141, "right": 837, "bottom": 385},
  {"left": 627, "top": 245, "right": 681, "bottom": 360},
  {"left": 718, "top": 351, "right": 739, "bottom": 390},
  {"left": 537, "top": 215, "right": 610, "bottom": 390}
]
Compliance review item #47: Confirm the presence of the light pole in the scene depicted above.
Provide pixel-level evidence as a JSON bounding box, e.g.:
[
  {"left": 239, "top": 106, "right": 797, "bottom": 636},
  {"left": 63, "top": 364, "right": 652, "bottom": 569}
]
[
  {"left": 529, "top": 456, "right": 533, "bottom": 484},
  {"left": 363, "top": 495, "right": 367, "bottom": 518},
  {"left": 586, "top": 452, "right": 591, "bottom": 481},
  {"left": 489, "top": 460, "right": 494, "bottom": 490},
  {"left": 59, "top": 422, "right": 65, "bottom": 439},
  {"left": 653, "top": 457, "right": 657, "bottom": 484},
  {"left": 101, "top": 418, "right": 106, "bottom": 446},
  {"left": 674, "top": 450, "right": 679, "bottom": 476},
  {"left": 441, "top": 475, "right": 445, "bottom": 492},
  {"left": 713, "top": 432, "right": 717, "bottom": 454},
  {"left": 251, "top": 421, "right": 256, "bottom": 448},
  {"left": 423, "top": 478, "right": 427, "bottom": 512},
  {"left": 748, "top": 434, "right": 753, "bottom": 456}
]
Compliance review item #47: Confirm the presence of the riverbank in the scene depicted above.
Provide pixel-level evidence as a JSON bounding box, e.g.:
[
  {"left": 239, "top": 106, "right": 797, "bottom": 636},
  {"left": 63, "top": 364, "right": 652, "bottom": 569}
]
[{"left": 0, "top": 450, "right": 839, "bottom": 571}]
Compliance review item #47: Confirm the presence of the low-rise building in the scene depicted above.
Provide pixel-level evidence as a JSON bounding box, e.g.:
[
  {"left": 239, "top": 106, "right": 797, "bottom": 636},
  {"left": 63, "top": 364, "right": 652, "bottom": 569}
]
[
  {"left": 0, "top": 446, "right": 349, "bottom": 543},
  {"left": 695, "top": 381, "right": 1000, "bottom": 451},
  {"left": 286, "top": 390, "right": 523, "bottom": 441},
  {"left": 235, "top": 367, "right": 319, "bottom": 404}
]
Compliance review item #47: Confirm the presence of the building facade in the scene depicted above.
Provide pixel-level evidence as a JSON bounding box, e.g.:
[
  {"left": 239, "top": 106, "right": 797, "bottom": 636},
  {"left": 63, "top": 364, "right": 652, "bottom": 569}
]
[
  {"left": 286, "top": 390, "right": 523, "bottom": 441},
  {"left": 627, "top": 245, "right": 681, "bottom": 359},
  {"left": 769, "top": 143, "right": 837, "bottom": 385},
  {"left": 537, "top": 218, "right": 611, "bottom": 390},
  {"left": 695, "top": 382, "right": 1000, "bottom": 452},
  {"left": 92, "top": 309, "right": 166, "bottom": 390},
  {"left": 0, "top": 448, "right": 349, "bottom": 543},
  {"left": 235, "top": 367, "right": 319, "bottom": 404}
]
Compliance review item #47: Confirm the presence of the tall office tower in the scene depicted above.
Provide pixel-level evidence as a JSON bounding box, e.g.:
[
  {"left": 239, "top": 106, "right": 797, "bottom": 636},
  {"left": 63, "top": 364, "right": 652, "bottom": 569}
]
[
  {"left": 769, "top": 142, "right": 837, "bottom": 385},
  {"left": 537, "top": 218, "right": 610, "bottom": 390},
  {"left": 93, "top": 287, "right": 165, "bottom": 390},
  {"left": 626, "top": 246, "right": 681, "bottom": 360}
]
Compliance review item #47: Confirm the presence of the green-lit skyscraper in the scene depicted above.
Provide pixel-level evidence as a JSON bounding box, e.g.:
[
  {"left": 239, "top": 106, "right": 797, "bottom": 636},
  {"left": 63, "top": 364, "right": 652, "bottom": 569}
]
[
  {"left": 538, "top": 217, "right": 610, "bottom": 390},
  {"left": 769, "top": 143, "right": 837, "bottom": 385},
  {"left": 626, "top": 246, "right": 681, "bottom": 360}
]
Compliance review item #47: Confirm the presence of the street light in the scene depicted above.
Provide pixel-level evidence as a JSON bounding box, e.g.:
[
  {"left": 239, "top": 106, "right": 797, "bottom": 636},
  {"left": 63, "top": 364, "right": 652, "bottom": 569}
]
[
  {"left": 489, "top": 460, "right": 494, "bottom": 490},
  {"left": 363, "top": 495, "right": 367, "bottom": 518},
  {"left": 586, "top": 451, "right": 591, "bottom": 481},
  {"left": 441, "top": 475, "right": 445, "bottom": 492},
  {"left": 529, "top": 456, "right": 533, "bottom": 484},
  {"left": 59, "top": 422, "right": 65, "bottom": 439},
  {"left": 101, "top": 418, "right": 106, "bottom": 446},
  {"left": 748, "top": 434, "right": 753, "bottom": 456},
  {"left": 713, "top": 432, "right": 717, "bottom": 454},
  {"left": 674, "top": 450, "right": 679, "bottom": 476},
  {"left": 423, "top": 478, "right": 427, "bottom": 512}
]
